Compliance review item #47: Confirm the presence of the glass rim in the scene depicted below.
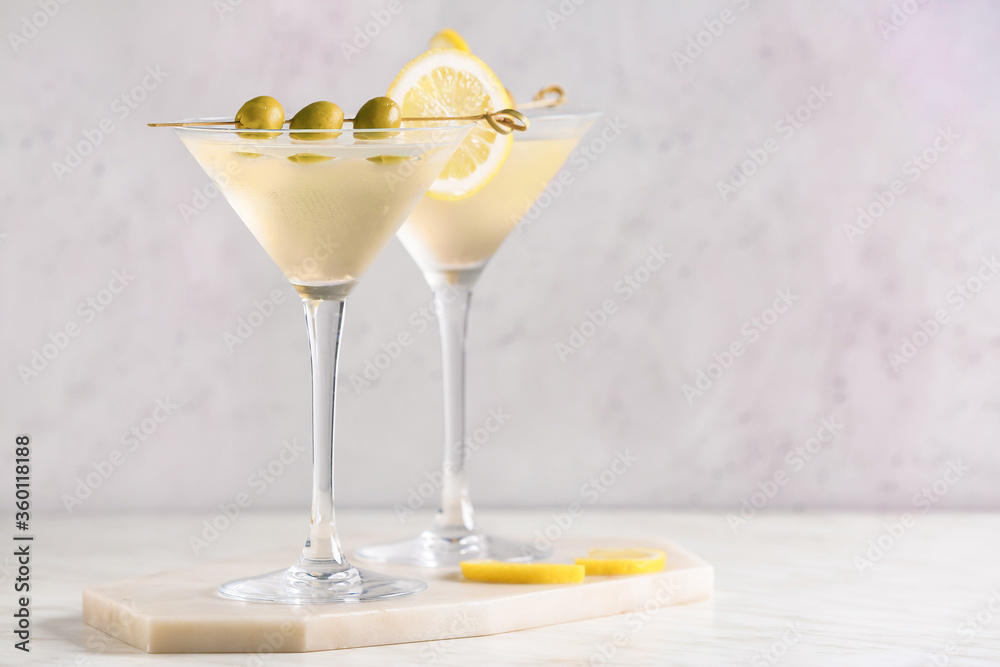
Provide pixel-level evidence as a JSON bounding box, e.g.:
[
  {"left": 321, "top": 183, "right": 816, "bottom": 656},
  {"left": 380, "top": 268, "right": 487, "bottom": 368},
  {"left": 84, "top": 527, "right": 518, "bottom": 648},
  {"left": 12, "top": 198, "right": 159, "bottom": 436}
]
[
  {"left": 518, "top": 109, "right": 603, "bottom": 120},
  {"left": 509, "top": 109, "right": 602, "bottom": 141}
]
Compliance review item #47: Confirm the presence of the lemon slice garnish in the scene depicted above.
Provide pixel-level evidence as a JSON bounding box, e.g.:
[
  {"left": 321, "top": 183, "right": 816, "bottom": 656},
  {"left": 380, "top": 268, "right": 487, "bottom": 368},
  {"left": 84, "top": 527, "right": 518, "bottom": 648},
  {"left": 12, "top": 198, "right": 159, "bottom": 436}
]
[
  {"left": 430, "top": 28, "right": 471, "bottom": 52},
  {"left": 575, "top": 548, "right": 667, "bottom": 576},
  {"left": 387, "top": 49, "right": 513, "bottom": 200},
  {"left": 460, "top": 560, "right": 585, "bottom": 584}
]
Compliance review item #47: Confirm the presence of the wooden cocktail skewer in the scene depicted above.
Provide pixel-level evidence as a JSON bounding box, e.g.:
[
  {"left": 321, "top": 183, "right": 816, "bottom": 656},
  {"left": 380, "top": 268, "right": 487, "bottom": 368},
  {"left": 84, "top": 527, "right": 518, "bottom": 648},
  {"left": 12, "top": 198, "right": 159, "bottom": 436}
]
[
  {"left": 148, "top": 85, "right": 567, "bottom": 134},
  {"left": 516, "top": 84, "right": 567, "bottom": 110}
]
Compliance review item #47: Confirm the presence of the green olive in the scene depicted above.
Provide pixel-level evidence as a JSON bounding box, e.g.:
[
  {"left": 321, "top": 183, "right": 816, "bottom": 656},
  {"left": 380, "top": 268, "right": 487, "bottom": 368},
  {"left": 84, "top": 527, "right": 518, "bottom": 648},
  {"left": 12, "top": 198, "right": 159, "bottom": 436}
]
[
  {"left": 235, "top": 96, "right": 284, "bottom": 139},
  {"left": 288, "top": 153, "right": 335, "bottom": 164},
  {"left": 354, "top": 96, "right": 401, "bottom": 140},
  {"left": 290, "top": 101, "right": 344, "bottom": 141},
  {"left": 367, "top": 155, "right": 412, "bottom": 165}
]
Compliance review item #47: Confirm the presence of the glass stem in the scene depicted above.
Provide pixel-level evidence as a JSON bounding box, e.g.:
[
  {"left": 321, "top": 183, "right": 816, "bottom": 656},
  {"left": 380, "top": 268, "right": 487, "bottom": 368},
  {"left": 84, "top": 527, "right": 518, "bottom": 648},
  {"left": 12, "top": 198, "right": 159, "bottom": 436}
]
[
  {"left": 432, "top": 284, "right": 477, "bottom": 533},
  {"left": 300, "top": 297, "right": 349, "bottom": 566}
]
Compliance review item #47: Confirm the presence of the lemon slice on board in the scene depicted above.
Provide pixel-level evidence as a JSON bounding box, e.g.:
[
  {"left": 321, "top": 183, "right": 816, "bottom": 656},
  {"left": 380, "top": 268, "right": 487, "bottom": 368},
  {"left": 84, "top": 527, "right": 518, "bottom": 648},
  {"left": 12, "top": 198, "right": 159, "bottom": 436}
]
[
  {"left": 387, "top": 48, "right": 513, "bottom": 200},
  {"left": 575, "top": 548, "right": 667, "bottom": 576},
  {"left": 460, "top": 560, "right": 585, "bottom": 584},
  {"left": 429, "top": 28, "right": 471, "bottom": 52}
]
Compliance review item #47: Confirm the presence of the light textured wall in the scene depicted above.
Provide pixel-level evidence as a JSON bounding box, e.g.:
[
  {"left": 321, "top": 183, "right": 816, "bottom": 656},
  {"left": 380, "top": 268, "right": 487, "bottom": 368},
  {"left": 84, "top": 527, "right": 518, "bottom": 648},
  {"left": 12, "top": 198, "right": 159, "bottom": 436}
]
[{"left": 3, "top": 0, "right": 999, "bottom": 514}]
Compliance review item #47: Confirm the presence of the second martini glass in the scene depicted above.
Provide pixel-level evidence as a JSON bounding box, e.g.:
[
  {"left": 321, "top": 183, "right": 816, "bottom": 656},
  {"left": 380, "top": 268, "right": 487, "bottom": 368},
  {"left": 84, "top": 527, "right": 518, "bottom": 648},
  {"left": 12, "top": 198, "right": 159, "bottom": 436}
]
[
  {"left": 172, "top": 120, "right": 472, "bottom": 602},
  {"left": 357, "top": 110, "right": 601, "bottom": 567}
]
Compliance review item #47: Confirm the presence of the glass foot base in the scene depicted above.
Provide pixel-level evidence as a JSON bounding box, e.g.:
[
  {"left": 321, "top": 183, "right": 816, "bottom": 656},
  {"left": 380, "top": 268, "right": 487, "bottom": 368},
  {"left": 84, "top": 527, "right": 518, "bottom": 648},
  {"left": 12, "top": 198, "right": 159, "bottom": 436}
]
[
  {"left": 218, "top": 560, "right": 426, "bottom": 604},
  {"left": 355, "top": 530, "right": 552, "bottom": 567}
]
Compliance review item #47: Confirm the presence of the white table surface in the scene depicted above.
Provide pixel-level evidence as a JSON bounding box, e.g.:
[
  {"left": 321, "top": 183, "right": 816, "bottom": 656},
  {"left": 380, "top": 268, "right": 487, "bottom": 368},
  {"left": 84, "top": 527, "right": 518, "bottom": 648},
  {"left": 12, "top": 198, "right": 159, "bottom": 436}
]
[{"left": 12, "top": 510, "right": 1000, "bottom": 666}]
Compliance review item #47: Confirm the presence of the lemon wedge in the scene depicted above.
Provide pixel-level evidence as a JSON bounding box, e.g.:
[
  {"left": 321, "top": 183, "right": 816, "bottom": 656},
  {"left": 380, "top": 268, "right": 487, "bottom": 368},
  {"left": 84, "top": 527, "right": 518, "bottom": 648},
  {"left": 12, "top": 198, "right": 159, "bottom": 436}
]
[
  {"left": 429, "top": 28, "right": 471, "bottom": 52},
  {"left": 575, "top": 548, "right": 667, "bottom": 576},
  {"left": 460, "top": 560, "right": 585, "bottom": 584},
  {"left": 387, "top": 49, "right": 513, "bottom": 200}
]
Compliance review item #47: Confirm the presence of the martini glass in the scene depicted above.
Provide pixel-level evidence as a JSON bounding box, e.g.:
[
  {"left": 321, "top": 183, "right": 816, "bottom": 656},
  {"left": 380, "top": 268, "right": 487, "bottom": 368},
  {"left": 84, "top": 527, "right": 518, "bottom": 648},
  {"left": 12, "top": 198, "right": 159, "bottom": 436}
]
[
  {"left": 171, "top": 120, "right": 472, "bottom": 602},
  {"left": 357, "top": 111, "right": 601, "bottom": 567}
]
